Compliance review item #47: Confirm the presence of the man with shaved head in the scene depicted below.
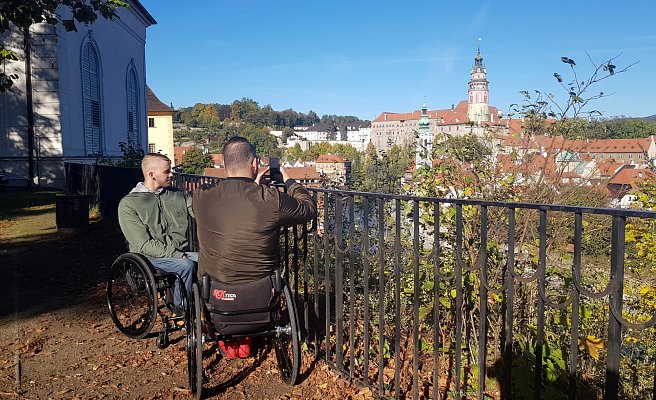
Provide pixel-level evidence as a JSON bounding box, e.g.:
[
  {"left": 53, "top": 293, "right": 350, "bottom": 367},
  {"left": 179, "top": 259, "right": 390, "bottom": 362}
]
[
  {"left": 118, "top": 153, "right": 196, "bottom": 316},
  {"left": 193, "top": 136, "right": 316, "bottom": 284}
]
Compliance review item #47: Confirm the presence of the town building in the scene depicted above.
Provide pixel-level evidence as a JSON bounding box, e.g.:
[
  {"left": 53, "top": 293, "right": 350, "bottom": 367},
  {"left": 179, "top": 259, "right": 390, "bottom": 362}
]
[
  {"left": 315, "top": 154, "right": 352, "bottom": 186},
  {"left": 146, "top": 86, "right": 175, "bottom": 163},
  {"left": 0, "top": 1, "right": 156, "bottom": 187},
  {"left": 291, "top": 122, "right": 372, "bottom": 151}
]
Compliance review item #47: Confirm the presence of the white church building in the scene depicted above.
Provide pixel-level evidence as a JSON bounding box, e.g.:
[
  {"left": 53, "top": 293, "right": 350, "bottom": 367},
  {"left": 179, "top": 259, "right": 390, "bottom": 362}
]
[{"left": 0, "top": 1, "right": 156, "bottom": 187}]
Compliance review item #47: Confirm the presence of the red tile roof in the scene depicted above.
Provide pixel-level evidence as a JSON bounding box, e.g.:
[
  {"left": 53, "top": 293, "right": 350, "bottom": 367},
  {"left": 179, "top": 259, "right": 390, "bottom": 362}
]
[
  {"left": 285, "top": 166, "right": 322, "bottom": 180},
  {"left": 608, "top": 168, "right": 653, "bottom": 186},
  {"left": 209, "top": 153, "right": 224, "bottom": 166},
  {"left": 203, "top": 167, "right": 227, "bottom": 178},
  {"left": 373, "top": 101, "right": 497, "bottom": 125},
  {"left": 583, "top": 137, "right": 653, "bottom": 154},
  {"left": 146, "top": 85, "right": 175, "bottom": 115},
  {"left": 316, "top": 154, "right": 349, "bottom": 163},
  {"left": 174, "top": 146, "right": 192, "bottom": 165}
]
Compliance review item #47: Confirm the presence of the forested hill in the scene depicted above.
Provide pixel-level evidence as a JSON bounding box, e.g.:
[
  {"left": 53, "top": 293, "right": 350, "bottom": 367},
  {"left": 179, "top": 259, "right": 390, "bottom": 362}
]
[{"left": 174, "top": 98, "right": 365, "bottom": 128}]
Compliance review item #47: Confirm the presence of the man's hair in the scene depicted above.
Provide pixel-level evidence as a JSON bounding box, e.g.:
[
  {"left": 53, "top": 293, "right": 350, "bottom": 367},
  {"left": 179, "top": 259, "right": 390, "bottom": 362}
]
[
  {"left": 223, "top": 136, "right": 256, "bottom": 171},
  {"left": 142, "top": 153, "right": 170, "bottom": 169}
]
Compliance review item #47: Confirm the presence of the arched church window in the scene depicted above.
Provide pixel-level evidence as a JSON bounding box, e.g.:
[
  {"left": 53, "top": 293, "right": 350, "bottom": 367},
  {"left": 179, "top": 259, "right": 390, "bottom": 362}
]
[
  {"left": 126, "top": 62, "right": 141, "bottom": 148},
  {"left": 81, "top": 39, "right": 103, "bottom": 155}
]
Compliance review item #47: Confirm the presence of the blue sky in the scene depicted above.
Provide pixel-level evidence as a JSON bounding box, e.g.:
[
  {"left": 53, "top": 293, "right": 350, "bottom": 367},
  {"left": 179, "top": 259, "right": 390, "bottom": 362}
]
[{"left": 140, "top": 0, "right": 656, "bottom": 121}]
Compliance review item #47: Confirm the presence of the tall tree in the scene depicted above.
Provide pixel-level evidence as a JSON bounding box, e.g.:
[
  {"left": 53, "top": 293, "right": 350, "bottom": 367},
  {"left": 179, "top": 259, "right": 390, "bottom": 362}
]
[{"left": 181, "top": 148, "right": 213, "bottom": 175}]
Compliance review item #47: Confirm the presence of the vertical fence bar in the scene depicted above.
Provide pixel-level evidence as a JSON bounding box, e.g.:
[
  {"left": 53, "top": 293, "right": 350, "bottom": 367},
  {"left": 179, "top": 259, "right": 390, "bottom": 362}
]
[
  {"left": 433, "top": 201, "right": 441, "bottom": 400},
  {"left": 378, "top": 197, "right": 386, "bottom": 396},
  {"left": 292, "top": 225, "right": 298, "bottom": 298},
  {"left": 653, "top": 358, "right": 655, "bottom": 400},
  {"left": 477, "top": 206, "right": 489, "bottom": 400},
  {"left": 313, "top": 193, "right": 320, "bottom": 357},
  {"left": 504, "top": 207, "right": 516, "bottom": 400},
  {"left": 348, "top": 196, "right": 356, "bottom": 378},
  {"left": 570, "top": 212, "right": 582, "bottom": 399},
  {"left": 363, "top": 197, "right": 371, "bottom": 386},
  {"left": 394, "top": 199, "right": 402, "bottom": 399},
  {"left": 535, "top": 209, "right": 547, "bottom": 400},
  {"left": 605, "top": 215, "right": 625, "bottom": 400},
  {"left": 455, "top": 203, "right": 463, "bottom": 400},
  {"left": 335, "top": 195, "right": 345, "bottom": 370},
  {"left": 303, "top": 221, "right": 309, "bottom": 340},
  {"left": 324, "top": 192, "right": 331, "bottom": 364},
  {"left": 412, "top": 200, "right": 420, "bottom": 400}
]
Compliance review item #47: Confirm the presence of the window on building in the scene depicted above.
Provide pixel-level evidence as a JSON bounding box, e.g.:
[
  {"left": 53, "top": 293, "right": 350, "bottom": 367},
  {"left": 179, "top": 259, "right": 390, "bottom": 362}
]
[
  {"left": 82, "top": 40, "right": 102, "bottom": 155},
  {"left": 148, "top": 143, "right": 156, "bottom": 153},
  {"left": 126, "top": 64, "right": 140, "bottom": 147},
  {"left": 149, "top": 118, "right": 155, "bottom": 128}
]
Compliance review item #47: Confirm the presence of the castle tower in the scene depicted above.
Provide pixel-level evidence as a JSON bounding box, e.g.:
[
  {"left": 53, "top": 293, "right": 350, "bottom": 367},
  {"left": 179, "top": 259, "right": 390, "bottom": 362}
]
[
  {"left": 467, "top": 45, "right": 490, "bottom": 124},
  {"left": 415, "top": 104, "right": 433, "bottom": 168}
]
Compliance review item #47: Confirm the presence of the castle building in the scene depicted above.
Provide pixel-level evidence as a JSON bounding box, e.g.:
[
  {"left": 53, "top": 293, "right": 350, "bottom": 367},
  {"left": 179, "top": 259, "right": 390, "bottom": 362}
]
[{"left": 370, "top": 46, "right": 504, "bottom": 154}]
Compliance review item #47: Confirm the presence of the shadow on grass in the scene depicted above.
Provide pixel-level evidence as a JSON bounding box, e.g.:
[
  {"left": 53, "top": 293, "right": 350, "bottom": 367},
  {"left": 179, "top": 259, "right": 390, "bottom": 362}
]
[
  {"left": 0, "top": 218, "right": 126, "bottom": 319},
  {"left": 0, "top": 188, "right": 62, "bottom": 219}
]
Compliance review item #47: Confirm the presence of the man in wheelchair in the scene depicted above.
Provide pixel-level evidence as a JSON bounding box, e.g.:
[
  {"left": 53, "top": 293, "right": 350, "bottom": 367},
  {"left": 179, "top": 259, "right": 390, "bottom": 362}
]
[
  {"left": 193, "top": 136, "right": 316, "bottom": 355},
  {"left": 118, "top": 153, "right": 197, "bottom": 317}
]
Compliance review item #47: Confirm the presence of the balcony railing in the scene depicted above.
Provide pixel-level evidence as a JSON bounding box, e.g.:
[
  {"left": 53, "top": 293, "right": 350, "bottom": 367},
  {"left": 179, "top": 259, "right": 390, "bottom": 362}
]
[{"left": 177, "top": 174, "right": 656, "bottom": 400}]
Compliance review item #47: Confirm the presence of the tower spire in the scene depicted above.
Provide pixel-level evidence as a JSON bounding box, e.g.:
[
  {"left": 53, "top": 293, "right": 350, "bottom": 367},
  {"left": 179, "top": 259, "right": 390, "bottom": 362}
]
[{"left": 467, "top": 41, "right": 490, "bottom": 124}]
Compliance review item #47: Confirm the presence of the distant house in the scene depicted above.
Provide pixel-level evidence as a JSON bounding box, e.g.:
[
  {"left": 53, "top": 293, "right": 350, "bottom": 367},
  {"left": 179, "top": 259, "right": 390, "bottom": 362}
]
[
  {"left": 315, "top": 154, "right": 351, "bottom": 186},
  {"left": 209, "top": 153, "right": 224, "bottom": 168},
  {"left": 174, "top": 146, "right": 192, "bottom": 167},
  {"left": 146, "top": 85, "right": 175, "bottom": 163},
  {"left": 0, "top": 1, "right": 156, "bottom": 187},
  {"left": 607, "top": 166, "right": 653, "bottom": 207}
]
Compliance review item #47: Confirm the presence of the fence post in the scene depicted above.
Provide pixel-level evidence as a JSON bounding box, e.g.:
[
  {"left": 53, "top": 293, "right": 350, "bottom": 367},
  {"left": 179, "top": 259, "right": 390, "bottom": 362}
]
[{"left": 604, "top": 215, "right": 625, "bottom": 400}]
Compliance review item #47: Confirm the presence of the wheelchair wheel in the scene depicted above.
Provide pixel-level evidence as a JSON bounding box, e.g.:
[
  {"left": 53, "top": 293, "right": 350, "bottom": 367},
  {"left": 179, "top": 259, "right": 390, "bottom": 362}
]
[
  {"left": 188, "top": 283, "right": 204, "bottom": 399},
  {"left": 107, "top": 253, "right": 158, "bottom": 339},
  {"left": 273, "top": 284, "right": 301, "bottom": 385}
]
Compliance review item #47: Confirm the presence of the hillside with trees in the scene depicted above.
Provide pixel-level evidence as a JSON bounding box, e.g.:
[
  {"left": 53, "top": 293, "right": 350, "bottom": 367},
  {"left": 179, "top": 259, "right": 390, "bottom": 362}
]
[
  {"left": 174, "top": 98, "right": 363, "bottom": 129},
  {"left": 173, "top": 98, "right": 366, "bottom": 158}
]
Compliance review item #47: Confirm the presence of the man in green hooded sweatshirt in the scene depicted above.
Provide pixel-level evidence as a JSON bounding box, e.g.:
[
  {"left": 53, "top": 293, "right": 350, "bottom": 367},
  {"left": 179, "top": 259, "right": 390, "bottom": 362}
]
[{"left": 118, "top": 153, "right": 196, "bottom": 315}]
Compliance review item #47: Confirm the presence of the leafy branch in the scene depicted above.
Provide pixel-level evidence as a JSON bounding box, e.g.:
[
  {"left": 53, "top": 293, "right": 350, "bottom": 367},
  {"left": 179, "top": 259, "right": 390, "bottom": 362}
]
[{"left": 0, "top": 0, "right": 127, "bottom": 92}]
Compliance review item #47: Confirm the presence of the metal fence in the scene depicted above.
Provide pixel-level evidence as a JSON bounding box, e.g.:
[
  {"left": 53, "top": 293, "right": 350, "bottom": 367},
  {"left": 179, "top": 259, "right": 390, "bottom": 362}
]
[{"left": 180, "top": 174, "right": 656, "bottom": 399}]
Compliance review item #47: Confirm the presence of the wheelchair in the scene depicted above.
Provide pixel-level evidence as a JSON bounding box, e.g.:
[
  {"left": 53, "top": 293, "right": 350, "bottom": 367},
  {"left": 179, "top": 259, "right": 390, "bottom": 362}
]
[
  {"left": 106, "top": 253, "right": 190, "bottom": 348},
  {"left": 187, "top": 270, "right": 301, "bottom": 399}
]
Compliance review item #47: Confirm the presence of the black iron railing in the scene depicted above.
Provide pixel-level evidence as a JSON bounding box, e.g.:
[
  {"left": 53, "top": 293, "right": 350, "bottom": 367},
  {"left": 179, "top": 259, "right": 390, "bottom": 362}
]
[{"left": 175, "top": 174, "right": 656, "bottom": 400}]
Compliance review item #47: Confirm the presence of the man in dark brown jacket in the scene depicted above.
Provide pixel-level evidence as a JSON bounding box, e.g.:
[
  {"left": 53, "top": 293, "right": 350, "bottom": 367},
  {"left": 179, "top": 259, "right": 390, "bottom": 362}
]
[{"left": 193, "top": 136, "right": 317, "bottom": 284}]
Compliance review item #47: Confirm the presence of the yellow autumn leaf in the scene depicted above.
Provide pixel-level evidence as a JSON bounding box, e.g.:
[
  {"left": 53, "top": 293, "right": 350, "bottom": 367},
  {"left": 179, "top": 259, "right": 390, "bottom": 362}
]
[{"left": 578, "top": 335, "right": 605, "bottom": 360}]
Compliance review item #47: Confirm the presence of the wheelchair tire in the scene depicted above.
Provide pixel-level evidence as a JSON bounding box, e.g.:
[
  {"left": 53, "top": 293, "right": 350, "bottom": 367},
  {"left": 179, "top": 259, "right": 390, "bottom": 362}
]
[
  {"left": 274, "top": 284, "right": 301, "bottom": 385},
  {"left": 188, "top": 283, "right": 204, "bottom": 400},
  {"left": 107, "top": 253, "right": 158, "bottom": 339}
]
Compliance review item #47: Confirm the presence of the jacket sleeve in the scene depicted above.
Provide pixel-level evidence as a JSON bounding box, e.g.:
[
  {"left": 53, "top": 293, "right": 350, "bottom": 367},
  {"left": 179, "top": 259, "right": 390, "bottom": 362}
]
[
  {"left": 118, "top": 200, "right": 183, "bottom": 258},
  {"left": 277, "top": 179, "right": 317, "bottom": 226}
]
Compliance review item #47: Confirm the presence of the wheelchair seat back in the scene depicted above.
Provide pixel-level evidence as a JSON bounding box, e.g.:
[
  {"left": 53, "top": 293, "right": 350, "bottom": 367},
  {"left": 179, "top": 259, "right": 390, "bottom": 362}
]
[{"left": 203, "top": 275, "right": 277, "bottom": 335}]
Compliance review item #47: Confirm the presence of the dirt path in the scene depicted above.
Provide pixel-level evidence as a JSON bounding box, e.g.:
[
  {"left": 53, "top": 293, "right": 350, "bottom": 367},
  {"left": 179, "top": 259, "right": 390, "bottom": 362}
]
[{"left": 0, "top": 190, "right": 369, "bottom": 399}]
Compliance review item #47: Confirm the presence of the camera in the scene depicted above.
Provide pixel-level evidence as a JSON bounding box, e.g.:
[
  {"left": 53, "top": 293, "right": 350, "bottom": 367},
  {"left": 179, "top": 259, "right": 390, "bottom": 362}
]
[{"left": 268, "top": 157, "right": 283, "bottom": 184}]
